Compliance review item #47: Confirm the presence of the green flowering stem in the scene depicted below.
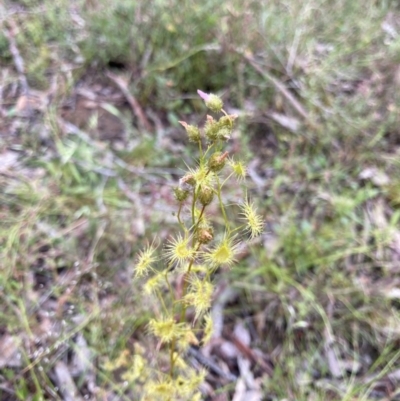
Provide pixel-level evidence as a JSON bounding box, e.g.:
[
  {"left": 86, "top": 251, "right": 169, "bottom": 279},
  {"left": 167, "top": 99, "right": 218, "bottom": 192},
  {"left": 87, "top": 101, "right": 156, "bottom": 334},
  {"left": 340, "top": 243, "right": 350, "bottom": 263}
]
[
  {"left": 216, "top": 176, "right": 230, "bottom": 232},
  {"left": 221, "top": 171, "right": 235, "bottom": 187},
  {"left": 191, "top": 187, "right": 197, "bottom": 226},
  {"left": 155, "top": 287, "right": 170, "bottom": 314},
  {"left": 177, "top": 203, "right": 184, "bottom": 230},
  {"left": 169, "top": 340, "right": 176, "bottom": 379},
  {"left": 163, "top": 270, "right": 175, "bottom": 303},
  {"left": 179, "top": 243, "right": 202, "bottom": 320},
  {"left": 133, "top": 90, "right": 264, "bottom": 398},
  {"left": 192, "top": 204, "right": 206, "bottom": 235},
  {"left": 191, "top": 171, "right": 210, "bottom": 226},
  {"left": 169, "top": 242, "right": 202, "bottom": 378}
]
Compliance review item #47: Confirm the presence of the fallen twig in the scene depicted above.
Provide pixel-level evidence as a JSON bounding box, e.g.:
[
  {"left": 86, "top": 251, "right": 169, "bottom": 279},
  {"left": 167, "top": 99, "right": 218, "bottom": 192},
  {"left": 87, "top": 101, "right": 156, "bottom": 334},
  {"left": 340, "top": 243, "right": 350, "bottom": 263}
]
[
  {"left": 224, "top": 331, "right": 274, "bottom": 377},
  {"left": 106, "top": 71, "right": 152, "bottom": 132},
  {"left": 187, "top": 346, "right": 237, "bottom": 382}
]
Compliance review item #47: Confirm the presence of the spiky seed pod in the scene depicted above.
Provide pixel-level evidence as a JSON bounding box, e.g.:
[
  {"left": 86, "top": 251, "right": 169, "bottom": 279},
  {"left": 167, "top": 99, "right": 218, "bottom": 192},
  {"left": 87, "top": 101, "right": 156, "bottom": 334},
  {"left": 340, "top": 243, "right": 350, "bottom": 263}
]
[
  {"left": 148, "top": 317, "right": 183, "bottom": 344},
  {"left": 204, "top": 116, "right": 220, "bottom": 142},
  {"left": 208, "top": 151, "right": 228, "bottom": 172},
  {"left": 198, "top": 186, "right": 214, "bottom": 206},
  {"left": 197, "top": 90, "right": 223, "bottom": 113},
  {"left": 206, "top": 115, "right": 215, "bottom": 124},
  {"left": 179, "top": 121, "right": 201, "bottom": 143},
  {"left": 205, "top": 233, "right": 238, "bottom": 268},
  {"left": 229, "top": 158, "right": 247, "bottom": 181},
  {"left": 202, "top": 314, "right": 213, "bottom": 344},
  {"left": 219, "top": 114, "right": 237, "bottom": 126},
  {"left": 181, "top": 173, "right": 196, "bottom": 187},
  {"left": 184, "top": 277, "right": 214, "bottom": 319},
  {"left": 164, "top": 234, "right": 194, "bottom": 267},
  {"left": 173, "top": 187, "right": 189, "bottom": 202},
  {"left": 134, "top": 244, "right": 158, "bottom": 278},
  {"left": 190, "top": 163, "right": 213, "bottom": 187},
  {"left": 205, "top": 94, "right": 223, "bottom": 113},
  {"left": 187, "top": 126, "right": 201, "bottom": 142},
  {"left": 121, "top": 354, "right": 145, "bottom": 381},
  {"left": 216, "top": 126, "right": 231, "bottom": 141},
  {"left": 217, "top": 115, "right": 238, "bottom": 140},
  {"left": 196, "top": 227, "right": 214, "bottom": 244},
  {"left": 145, "top": 378, "right": 176, "bottom": 399},
  {"left": 143, "top": 273, "right": 164, "bottom": 295},
  {"left": 240, "top": 200, "right": 264, "bottom": 238}
]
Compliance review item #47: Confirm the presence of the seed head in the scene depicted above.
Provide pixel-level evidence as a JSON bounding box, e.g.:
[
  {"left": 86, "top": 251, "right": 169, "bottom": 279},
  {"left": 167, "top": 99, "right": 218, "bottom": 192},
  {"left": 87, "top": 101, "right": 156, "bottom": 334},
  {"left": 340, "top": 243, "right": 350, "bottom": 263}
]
[
  {"left": 198, "top": 186, "right": 214, "bottom": 206},
  {"left": 145, "top": 378, "right": 176, "bottom": 400},
  {"left": 179, "top": 121, "right": 201, "bottom": 143},
  {"left": 240, "top": 200, "right": 264, "bottom": 238},
  {"left": 204, "top": 115, "right": 220, "bottom": 142},
  {"left": 219, "top": 114, "right": 237, "bottom": 128},
  {"left": 185, "top": 163, "right": 214, "bottom": 188},
  {"left": 208, "top": 151, "right": 228, "bottom": 172},
  {"left": 181, "top": 173, "right": 196, "bottom": 187},
  {"left": 164, "top": 234, "right": 194, "bottom": 267},
  {"left": 121, "top": 354, "right": 146, "bottom": 382},
  {"left": 176, "top": 326, "right": 199, "bottom": 350},
  {"left": 134, "top": 244, "right": 158, "bottom": 278},
  {"left": 216, "top": 126, "right": 231, "bottom": 141},
  {"left": 196, "top": 227, "right": 214, "bottom": 244},
  {"left": 216, "top": 115, "right": 237, "bottom": 141},
  {"left": 229, "top": 158, "right": 247, "bottom": 181},
  {"left": 186, "top": 368, "right": 207, "bottom": 392},
  {"left": 143, "top": 273, "right": 164, "bottom": 295},
  {"left": 173, "top": 187, "right": 189, "bottom": 202},
  {"left": 204, "top": 233, "right": 238, "bottom": 268},
  {"left": 184, "top": 276, "right": 214, "bottom": 319},
  {"left": 202, "top": 314, "right": 214, "bottom": 344},
  {"left": 148, "top": 317, "right": 183, "bottom": 344},
  {"left": 197, "top": 89, "right": 223, "bottom": 113}
]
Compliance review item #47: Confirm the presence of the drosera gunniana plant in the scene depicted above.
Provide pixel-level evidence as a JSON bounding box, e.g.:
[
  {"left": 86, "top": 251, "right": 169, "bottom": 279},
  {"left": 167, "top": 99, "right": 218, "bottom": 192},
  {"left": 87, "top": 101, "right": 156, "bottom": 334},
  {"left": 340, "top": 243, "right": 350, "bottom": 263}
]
[{"left": 134, "top": 90, "right": 263, "bottom": 400}]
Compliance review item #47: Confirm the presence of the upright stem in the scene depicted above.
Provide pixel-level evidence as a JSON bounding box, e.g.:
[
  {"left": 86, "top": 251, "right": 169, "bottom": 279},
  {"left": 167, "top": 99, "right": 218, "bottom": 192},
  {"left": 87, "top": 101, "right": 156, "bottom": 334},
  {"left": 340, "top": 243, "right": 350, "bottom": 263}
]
[
  {"left": 169, "top": 241, "right": 202, "bottom": 378},
  {"left": 216, "top": 176, "right": 230, "bottom": 231},
  {"left": 170, "top": 204, "right": 206, "bottom": 377}
]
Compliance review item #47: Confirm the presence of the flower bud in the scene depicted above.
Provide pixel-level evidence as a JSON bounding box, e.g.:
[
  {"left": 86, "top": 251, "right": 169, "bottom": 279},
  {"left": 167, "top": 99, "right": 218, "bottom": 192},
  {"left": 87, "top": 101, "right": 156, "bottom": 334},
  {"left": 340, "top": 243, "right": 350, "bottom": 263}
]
[
  {"left": 198, "top": 186, "right": 214, "bottom": 206},
  {"left": 218, "top": 115, "right": 237, "bottom": 127},
  {"left": 179, "top": 121, "right": 201, "bottom": 143},
  {"left": 208, "top": 151, "right": 228, "bottom": 172},
  {"left": 196, "top": 227, "right": 214, "bottom": 244},
  {"left": 173, "top": 187, "right": 189, "bottom": 202},
  {"left": 205, "top": 94, "right": 223, "bottom": 113},
  {"left": 204, "top": 116, "right": 219, "bottom": 142},
  {"left": 216, "top": 126, "right": 231, "bottom": 141},
  {"left": 197, "top": 90, "right": 223, "bottom": 113},
  {"left": 181, "top": 174, "right": 196, "bottom": 186}
]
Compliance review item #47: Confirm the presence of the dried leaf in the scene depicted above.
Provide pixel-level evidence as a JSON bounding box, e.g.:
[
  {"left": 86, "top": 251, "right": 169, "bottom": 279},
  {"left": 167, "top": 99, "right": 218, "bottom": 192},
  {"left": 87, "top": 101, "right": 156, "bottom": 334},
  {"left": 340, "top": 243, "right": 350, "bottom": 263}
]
[
  {"left": 0, "top": 335, "right": 22, "bottom": 368},
  {"left": 0, "top": 150, "right": 19, "bottom": 173},
  {"left": 359, "top": 167, "right": 390, "bottom": 187},
  {"left": 53, "top": 361, "right": 84, "bottom": 401}
]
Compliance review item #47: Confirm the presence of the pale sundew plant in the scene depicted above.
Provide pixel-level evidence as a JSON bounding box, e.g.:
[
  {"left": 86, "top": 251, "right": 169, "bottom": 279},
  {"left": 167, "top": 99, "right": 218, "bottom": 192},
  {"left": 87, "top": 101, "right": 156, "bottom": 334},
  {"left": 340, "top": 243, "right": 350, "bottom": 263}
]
[{"left": 133, "top": 90, "right": 264, "bottom": 400}]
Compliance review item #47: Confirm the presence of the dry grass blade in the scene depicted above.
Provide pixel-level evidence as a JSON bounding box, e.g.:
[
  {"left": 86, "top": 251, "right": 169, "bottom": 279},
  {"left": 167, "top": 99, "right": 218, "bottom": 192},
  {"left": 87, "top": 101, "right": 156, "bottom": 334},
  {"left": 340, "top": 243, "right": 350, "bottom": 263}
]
[{"left": 240, "top": 52, "right": 318, "bottom": 130}]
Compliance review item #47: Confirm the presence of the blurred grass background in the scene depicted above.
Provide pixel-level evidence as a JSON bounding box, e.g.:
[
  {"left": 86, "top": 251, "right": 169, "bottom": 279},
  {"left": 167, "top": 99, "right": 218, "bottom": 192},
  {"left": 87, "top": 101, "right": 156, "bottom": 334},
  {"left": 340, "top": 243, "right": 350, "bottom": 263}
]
[{"left": 1, "top": 0, "right": 400, "bottom": 399}]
